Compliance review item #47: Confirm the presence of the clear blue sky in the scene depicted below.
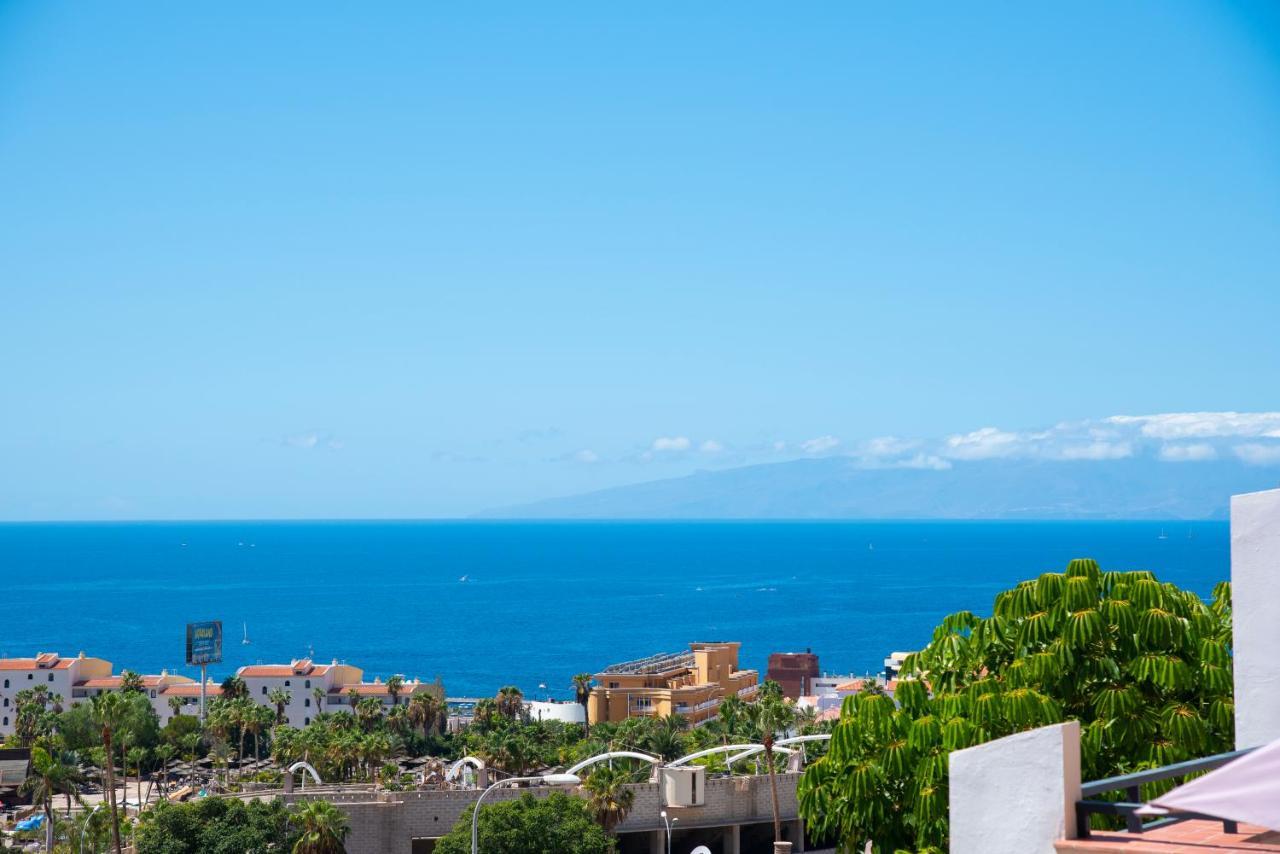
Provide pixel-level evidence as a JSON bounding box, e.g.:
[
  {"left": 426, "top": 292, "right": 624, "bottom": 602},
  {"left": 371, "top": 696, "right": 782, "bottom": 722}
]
[{"left": 2, "top": 2, "right": 1279, "bottom": 519}]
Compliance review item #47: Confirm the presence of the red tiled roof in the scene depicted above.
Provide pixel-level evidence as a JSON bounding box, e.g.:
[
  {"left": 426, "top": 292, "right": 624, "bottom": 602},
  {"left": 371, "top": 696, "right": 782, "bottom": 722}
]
[
  {"left": 0, "top": 657, "right": 73, "bottom": 671},
  {"left": 331, "top": 682, "right": 428, "bottom": 697}
]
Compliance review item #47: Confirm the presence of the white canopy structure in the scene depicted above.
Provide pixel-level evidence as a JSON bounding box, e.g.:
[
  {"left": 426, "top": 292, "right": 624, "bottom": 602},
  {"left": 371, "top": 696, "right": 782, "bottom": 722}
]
[{"left": 1139, "top": 739, "right": 1280, "bottom": 831}]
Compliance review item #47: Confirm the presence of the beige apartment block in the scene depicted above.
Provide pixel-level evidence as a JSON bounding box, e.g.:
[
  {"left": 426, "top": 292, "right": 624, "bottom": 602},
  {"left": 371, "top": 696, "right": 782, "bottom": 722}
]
[{"left": 588, "top": 641, "right": 759, "bottom": 725}]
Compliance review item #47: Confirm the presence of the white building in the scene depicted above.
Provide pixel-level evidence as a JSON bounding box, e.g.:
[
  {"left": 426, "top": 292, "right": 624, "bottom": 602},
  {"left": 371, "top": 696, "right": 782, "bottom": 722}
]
[
  {"left": 236, "top": 659, "right": 443, "bottom": 729},
  {"left": 0, "top": 652, "right": 111, "bottom": 737},
  {"left": 526, "top": 699, "right": 586, "bottom": 725}
]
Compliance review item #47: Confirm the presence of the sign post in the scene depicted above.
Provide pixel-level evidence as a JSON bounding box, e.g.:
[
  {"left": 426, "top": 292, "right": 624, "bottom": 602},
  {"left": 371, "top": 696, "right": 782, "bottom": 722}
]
[{"left": 186, "top": 621, "right": 223, "bottom": 722}]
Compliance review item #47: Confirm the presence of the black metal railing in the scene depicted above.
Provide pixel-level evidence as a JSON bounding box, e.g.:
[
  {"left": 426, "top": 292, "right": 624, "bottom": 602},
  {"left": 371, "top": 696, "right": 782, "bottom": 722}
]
[{"left": 1075, "top": 748, "right": 1254, "bottom": 838}]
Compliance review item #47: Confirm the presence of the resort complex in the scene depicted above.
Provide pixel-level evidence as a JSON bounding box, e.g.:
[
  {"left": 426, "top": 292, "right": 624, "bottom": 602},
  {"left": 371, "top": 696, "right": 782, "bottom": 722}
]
[{"left": 588, "top": 642, "right": 759, "bottom": 725}]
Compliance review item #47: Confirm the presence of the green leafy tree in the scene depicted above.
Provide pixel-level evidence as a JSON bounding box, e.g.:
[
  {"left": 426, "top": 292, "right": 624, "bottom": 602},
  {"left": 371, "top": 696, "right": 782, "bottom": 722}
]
[
  {"left": 119, "top": 670, "right": 146, "bottom": 693},
  {"left": 496, "top": 686, "right": 525, "bottom": 722},
  {"left": 798, "top": 559, "right": 1234, "bottom": 853},
  {"left": 135, "top": 796, "right": 298, "bottom": 854},
  {"left": 433, "top": 791, "right": 615, "bottom": 854},
  {"left": 292, "top": 799, "right": 351, "bottom": 853}
]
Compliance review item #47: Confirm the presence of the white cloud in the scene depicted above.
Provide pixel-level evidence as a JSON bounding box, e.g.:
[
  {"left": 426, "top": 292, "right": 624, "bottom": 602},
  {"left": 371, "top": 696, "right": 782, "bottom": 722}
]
[
  {"left": 1234, "top": 443, "right": 1280, "bottom": 466},
  {"left": 800, "top": 435, "right": 840, "bottom": 455},
  {"left": 1158, "top": 443, "right": 1218, "bottom": 462},
  {"left": 862, "top": 436, "right": 920, "bottom": 457},
  {"left": 943, "top": 427, "right": 1023, "bottom": 460},
  {"left": 895, "top": 453, "right": 952, "bottom": 470},
  {"left": 1107, "top": 412, "right": 1280, "bottom": 440},
  {"left": 574, "top": 449, "right": 599, "bottom": 464},
  {"left": 651, "top": 436, "right": 692, "bottom": 452},
  {"left": 772, "top": 440, "right": 787, "bottom": 452},
  {"left": 699, "top": 440, "right": 724, "bottom": 454},
  {"left": 1058, "top": 441, "right": 1133, "bottom": 461}
]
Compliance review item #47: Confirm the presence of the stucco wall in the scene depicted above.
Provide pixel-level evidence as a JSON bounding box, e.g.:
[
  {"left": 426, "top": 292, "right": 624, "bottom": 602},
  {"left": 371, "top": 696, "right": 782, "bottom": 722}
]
[
  {"left": 284, "top": 772, "right": 803, "bottom": 854},
  {"left": 1232, "top": 488, "right": 1280, "bottom": 750},
  {"left": 949, "top": 721, "right": 1080, "bottom": 854}
]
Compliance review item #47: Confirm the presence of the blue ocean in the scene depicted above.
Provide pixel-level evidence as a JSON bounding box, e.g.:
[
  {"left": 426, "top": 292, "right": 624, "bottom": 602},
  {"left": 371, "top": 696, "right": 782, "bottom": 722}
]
[{"left": 0, "top": 521, "right": 1228, "bottom": 698}]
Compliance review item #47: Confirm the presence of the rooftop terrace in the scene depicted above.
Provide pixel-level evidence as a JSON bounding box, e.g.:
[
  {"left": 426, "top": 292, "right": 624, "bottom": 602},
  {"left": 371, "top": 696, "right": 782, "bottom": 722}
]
[{"left": 1058, "top": 821, "right": 1280, "bottom": 853}]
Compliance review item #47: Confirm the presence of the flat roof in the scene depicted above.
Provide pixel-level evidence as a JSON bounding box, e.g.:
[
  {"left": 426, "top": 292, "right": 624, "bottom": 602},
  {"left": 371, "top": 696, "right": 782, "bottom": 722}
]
[{"left": 599, "top": 650, "right": 695, "bottom": 675}]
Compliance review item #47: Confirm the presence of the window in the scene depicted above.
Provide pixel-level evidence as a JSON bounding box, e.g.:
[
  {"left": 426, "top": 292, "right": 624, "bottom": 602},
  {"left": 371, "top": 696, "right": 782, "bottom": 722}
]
[
  {"left": 608, "top": 682, "right": 620, "bottom": 689},
  {"left": 262, "top": 686, "right": 268, "bottom": 695},
  {"left": 304, "top": 698, "right": 311, "bottom": 707},
  {"left": 304, "top": 717, "right": 310, "bottom": 725},
  {"left": 305, "top": 679, "right": 311, "bottom": 689},
  {"left": 2, "top": 698, "right": 7, "bottom": 707},
  {"left": 48, "top": 674, "right": 54, "bottom": 682},
  {"left": 28, "top": 674, "right": 33, "bottom": 680},
  {"left": 3, "top": 679, "right": 8, "bottom": 688},
  {"left": 2, "top": 717, "right": 6, "bottom": 726},
  {"left": 150, "top": 691, "right": 156, "bottom": 698},
  {"left": 284, "top": 680, "right": 290, "bottom": 687}
]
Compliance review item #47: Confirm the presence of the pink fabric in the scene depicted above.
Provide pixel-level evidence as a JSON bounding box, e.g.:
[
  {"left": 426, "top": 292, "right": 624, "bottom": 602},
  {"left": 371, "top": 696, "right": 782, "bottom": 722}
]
[{"left": 1140, "top": 738, "right": 1280, "bottom": 831}]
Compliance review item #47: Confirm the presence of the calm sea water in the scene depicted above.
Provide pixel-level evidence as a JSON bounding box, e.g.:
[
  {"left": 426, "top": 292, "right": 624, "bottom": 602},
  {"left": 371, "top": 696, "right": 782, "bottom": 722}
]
[{"left": 0, "top": 521, "right": 1227, "bottom": 698}]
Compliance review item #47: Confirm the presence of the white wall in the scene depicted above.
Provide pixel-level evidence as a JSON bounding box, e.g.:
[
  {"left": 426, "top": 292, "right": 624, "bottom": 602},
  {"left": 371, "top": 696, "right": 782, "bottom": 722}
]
[
  {"left": 526, "top": 700, "right": 586, "bottom": 724},
  {"left": 949, "top": 721, "right": 1080, "bottom": 854},
  {"left": 1232, "top": 487, "right": 1280, "bottom": 750}
]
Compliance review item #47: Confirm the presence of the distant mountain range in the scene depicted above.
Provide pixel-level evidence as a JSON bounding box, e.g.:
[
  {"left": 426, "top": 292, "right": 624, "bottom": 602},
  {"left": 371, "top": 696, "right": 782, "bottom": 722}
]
[{"left": 479, "top": 457, "right": 1280, "bottom": 520}]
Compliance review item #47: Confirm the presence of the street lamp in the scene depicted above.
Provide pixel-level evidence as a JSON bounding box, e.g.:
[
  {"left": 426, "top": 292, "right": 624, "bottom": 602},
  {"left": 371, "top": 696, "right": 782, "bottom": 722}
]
[
  {"left": 471, "top": 773, "right": 581, "bottom": 854},
  {"left": 660, "top": 809, "right": 678, "bottom": 854},
  {"left": 80, "top": 803, "right": 103, "bottom": 854}
]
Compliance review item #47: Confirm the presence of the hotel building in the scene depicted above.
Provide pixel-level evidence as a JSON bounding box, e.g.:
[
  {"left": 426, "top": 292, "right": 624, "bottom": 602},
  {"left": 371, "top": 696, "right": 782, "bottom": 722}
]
[
  {"left": 587, "top": 641, "right": 759, "bottom": 725},
  {"left": 0, "top": 652, "right": 442, "bottom": 735}
]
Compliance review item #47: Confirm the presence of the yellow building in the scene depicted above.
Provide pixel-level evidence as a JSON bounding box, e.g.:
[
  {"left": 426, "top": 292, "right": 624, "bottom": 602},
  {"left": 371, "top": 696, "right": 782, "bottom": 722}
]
[{"left": 587, "top": 642, "right": 759, "bottom": 725}]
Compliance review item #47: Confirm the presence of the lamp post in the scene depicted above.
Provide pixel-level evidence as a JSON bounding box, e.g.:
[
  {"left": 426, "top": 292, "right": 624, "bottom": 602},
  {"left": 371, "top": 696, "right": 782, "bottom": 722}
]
[
  {"left": 80, "top": 803, "right": 103, "bottom": 854},
  {"left": 471, "top": 773, "right": 581, "bottom": 854},
  {"left": 660, "top": 809, "right": 678, "bottom": 854}
]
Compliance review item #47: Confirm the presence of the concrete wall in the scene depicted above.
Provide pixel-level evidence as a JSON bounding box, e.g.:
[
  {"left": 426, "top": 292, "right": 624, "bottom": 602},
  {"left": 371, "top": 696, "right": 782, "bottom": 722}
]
[
  {"left": 285, "top": 772, "right": 803, "bottom": 854},
  {"left": 1231, "top": 487, "right": 1280, "bottom": 750},
  {"left": 949, "top": 721, "right": 1080, "bottom": 854}
]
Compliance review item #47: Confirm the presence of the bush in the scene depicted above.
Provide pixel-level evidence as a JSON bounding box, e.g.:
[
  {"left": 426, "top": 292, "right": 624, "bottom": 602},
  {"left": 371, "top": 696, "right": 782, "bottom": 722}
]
[{"left": 433, "top": 791, "right": 615, "bottom": 854}]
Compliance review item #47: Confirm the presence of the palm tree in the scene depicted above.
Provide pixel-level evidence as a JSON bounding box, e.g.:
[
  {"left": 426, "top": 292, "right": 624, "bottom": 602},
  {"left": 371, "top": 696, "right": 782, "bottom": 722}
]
[
  {"left": 583, "top": 766, "right": 636, "bottom": 834},
  {"left": 220, "top": 675, "right": 249, "bottom": 701},
  {"left": 119, "top": 670, "right": 145, "bottom": 693},
  {"left": 21, "top": 746, "right": 84, "bottom": 852},
  {"left": 385, "top": 675, "right": 404, "bottom": 706},
  {"left": 168, "top": 695, "right": 185, "bottom": 719},
  {"left": 754, "top": 681, "right": 794, "bottom": 845},
  {"left": 572, "top": 673, "right": 594, "bottom": 729},
  {"left": 495, "top": 686, "right": 524, "bottom": 721},
  {"left": 269, "top": 688, "right": 292, "bottom": 725},
  {"left": 126, "top": 746, "right": 147, "bottom": 809},
  {"left": 291, "top": 799, "right": 350, "bottom": 853},
  {"left": 313, "top": 686, "right": 326, "bottom": 713},
  {"left": 90, "top": 691, "right": 128, "bottom": 854},
  {"left": 153, "top": 744, "right": 177, "bottom": 797}
]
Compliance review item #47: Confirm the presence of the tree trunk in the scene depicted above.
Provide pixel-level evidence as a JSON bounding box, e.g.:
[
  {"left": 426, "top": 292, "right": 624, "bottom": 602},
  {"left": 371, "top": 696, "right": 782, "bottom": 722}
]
[
  {"left": 44, "top": 797, "right": 54, "bottom": 853},
  {"left": 765, "top": 743, "right": 782, "bottom": 842},
  {"left": 103, "top": 728, "right": 123, "bottom": 854}
]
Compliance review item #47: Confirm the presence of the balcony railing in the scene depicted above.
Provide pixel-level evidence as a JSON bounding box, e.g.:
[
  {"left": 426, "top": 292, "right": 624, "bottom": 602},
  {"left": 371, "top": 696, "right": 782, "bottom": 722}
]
[
  {"left": 1075, "top": 747, "right": 1254, "bottom": 838},
  {"left": 737, "top": 686, "right": 757, "bottom": 698}
]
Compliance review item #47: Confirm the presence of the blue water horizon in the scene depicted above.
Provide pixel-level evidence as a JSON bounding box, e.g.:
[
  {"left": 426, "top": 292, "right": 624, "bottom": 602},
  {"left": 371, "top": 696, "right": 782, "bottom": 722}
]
[{"left": 0, "top": 520, "right": 1228, "bottom": 699}]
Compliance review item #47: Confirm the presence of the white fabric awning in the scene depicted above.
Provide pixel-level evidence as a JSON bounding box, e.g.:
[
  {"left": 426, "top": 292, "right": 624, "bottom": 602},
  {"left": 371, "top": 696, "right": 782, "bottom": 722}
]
[{"left": 1137, "top": 738, "right": 1280, "bottom": 831}]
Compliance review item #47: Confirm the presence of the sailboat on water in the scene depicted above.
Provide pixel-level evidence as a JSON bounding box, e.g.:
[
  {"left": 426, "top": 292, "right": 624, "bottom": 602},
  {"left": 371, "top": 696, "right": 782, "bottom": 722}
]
[
  {"left": 1157, "top": 528, "right": 1169, "bottom": 540},
  {"left": 242, "top": 622, "right": 252, "bottom": 645}
]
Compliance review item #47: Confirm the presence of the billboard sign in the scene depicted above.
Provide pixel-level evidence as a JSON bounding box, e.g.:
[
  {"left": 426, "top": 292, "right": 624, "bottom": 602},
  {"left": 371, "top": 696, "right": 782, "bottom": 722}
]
[{"left": 186, "top": 621, "right": 223, "bottom": 665}]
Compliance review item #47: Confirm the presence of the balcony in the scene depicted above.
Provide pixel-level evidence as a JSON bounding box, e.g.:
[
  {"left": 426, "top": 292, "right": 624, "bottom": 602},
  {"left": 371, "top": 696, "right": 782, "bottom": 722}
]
[{"left": 1057, "top": 822, "right": 1280, "bottom": 852}]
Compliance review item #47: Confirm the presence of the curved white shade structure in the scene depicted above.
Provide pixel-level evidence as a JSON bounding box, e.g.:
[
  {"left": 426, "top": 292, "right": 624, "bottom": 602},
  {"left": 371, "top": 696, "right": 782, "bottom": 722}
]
[
  {"left": 668, "top": 743, "right": 791, "bottom": 768},
  {"left": 777, "top": 734, "right": 832, "bottom": 747},
  {"left": 288, "top": 761, "right": 322, "bottom": 788},
  {"left": 445, "top": 756, "right": 486, "bottom": 782},
  {"left": 564, "top": 751, "right": 661, "bottom": 777}
]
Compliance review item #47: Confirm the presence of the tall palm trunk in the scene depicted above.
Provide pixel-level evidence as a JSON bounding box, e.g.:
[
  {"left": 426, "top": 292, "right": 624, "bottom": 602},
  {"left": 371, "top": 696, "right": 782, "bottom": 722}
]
[
  {"left": 102, "top": 727, "right": 123, "bottom": 854},
  {"left": 763, "top": 737, "right": 782, "bottom": 842},
  {"left": 44, "top": 794, "right": 54, "bottom": 853}
]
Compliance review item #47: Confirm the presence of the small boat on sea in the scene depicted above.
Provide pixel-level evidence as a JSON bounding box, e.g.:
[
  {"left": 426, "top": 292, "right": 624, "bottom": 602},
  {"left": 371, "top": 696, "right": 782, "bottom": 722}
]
[{"left": 242, "top": 622, "right": 251, "bottom": 645}]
